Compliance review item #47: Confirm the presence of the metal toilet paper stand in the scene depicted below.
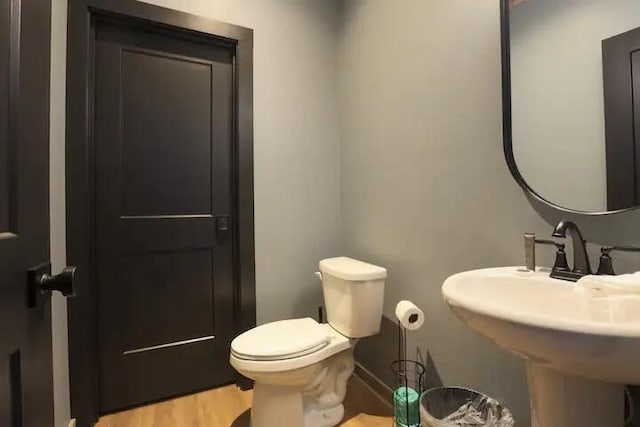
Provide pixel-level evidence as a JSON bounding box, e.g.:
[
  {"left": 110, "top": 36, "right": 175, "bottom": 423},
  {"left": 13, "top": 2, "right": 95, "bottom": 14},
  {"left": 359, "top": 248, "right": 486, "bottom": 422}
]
[{"left": 391, "top": 301, "right": 425, "bottom": 427}]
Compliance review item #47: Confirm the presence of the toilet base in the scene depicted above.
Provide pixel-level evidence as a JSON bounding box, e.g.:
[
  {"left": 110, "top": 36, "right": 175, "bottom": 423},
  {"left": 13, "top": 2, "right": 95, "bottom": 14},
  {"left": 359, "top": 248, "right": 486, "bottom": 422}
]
[
  {"left": 251, "top": 383, "right": 303, "bottom": 427},
  {"left": 251, "top": 383, "right": 345, "bottom": 427},
  {"left": 246, "top": 349, "right": 355, "bottom": 427}
]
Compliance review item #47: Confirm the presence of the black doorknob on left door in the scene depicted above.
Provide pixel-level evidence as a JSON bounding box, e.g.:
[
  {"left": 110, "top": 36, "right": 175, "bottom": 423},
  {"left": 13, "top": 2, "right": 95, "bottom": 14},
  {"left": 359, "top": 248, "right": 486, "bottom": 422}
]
[
  {"left": 39, "top": 266, "right": 77, "bottom": 296},
  {"left": 27, "top": 263, "right": 77, "bottom": 308}
]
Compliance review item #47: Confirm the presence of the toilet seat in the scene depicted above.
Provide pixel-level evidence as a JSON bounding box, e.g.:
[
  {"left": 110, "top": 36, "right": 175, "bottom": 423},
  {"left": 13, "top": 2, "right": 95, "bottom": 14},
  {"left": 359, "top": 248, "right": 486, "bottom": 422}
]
[
  {"left": 231, "top": 318, "right": 331, "bottom": 361},
  {"left": 230, "top": 318, "right": 352, "bottom": 372}
]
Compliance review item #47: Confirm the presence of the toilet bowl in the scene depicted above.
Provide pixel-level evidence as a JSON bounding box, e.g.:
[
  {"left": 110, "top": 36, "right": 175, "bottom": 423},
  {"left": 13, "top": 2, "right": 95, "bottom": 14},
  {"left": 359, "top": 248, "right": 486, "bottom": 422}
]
[
  {"left": 229, "top": 257, "right": 387, "bottom": 427},
  {"left": 230, "top": 319, "right": 355, "bottom": 427}
]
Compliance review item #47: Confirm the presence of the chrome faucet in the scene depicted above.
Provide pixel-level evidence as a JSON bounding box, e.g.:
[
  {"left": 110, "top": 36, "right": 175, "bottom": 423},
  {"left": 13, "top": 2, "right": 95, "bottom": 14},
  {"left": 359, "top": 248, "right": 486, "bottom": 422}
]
[{"left": 550, "top": 220, "right": 592, "bottom": 281}]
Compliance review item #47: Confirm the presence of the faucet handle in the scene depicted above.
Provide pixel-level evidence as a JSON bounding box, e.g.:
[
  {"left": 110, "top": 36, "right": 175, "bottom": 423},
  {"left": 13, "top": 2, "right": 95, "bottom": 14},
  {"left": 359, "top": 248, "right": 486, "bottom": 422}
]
[
  {"left": 596, "top": 246, "right": 640, "bottom": 275},
  {"left": 551, "top": 220, "right": 592, "bottom": 277},
  {"left": 596, "top": 247, "right": 615, "bottom": 275},
  {"left": 605, "top": 245, "right": 640, "bottom": 253},
  {"left": 536, "top": 239, "right": 570, "bottom": 273}
]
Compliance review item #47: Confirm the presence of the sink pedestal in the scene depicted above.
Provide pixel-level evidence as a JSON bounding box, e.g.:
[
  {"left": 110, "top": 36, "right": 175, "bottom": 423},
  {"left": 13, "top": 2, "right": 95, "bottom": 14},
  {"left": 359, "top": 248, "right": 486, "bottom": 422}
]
[{"left": 527, "top": 363, "right": 624, "bottom": 427}]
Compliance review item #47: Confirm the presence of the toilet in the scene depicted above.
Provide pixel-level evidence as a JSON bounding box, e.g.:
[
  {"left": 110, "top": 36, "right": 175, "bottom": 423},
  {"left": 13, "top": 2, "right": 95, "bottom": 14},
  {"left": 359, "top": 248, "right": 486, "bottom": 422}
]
[{"left": 229, "top": 257, "right": 387, "bottom": 427}]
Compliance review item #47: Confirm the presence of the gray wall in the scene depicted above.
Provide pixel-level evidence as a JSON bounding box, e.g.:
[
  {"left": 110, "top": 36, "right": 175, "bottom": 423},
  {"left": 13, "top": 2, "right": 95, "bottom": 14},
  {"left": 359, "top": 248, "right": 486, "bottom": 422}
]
[
  {"left": 339, "top": 1, "right": 640, "bottom": 425},
  {"left": 338, "top": 1, "right": 556, "bottom": 424},
  {"left": 50, "top": 1, "right": 342, "bottom": 425},
  {"left": 511, "top": 0, "right": 640, "bottom": 212}
]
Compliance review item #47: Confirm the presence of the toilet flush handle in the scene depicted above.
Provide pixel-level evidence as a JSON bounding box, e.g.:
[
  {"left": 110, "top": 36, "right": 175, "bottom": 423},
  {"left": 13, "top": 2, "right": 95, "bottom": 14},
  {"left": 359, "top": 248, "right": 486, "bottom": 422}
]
[{"left": 314, "top": 271, "right": 323, "bottom": 281}]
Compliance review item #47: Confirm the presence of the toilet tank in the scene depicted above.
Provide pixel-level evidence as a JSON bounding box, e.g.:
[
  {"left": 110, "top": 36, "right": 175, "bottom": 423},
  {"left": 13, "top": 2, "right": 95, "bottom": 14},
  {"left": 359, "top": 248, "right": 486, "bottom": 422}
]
[{"left": 319, "top": 257, "right": 387, "bottom": 338}]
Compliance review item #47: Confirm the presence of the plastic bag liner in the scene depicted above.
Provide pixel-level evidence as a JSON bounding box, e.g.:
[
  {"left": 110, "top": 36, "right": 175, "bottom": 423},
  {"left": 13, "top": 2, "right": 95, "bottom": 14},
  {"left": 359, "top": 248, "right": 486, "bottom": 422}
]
[{"left": 420, "top": 387, "right": 515, "bottom": 427}]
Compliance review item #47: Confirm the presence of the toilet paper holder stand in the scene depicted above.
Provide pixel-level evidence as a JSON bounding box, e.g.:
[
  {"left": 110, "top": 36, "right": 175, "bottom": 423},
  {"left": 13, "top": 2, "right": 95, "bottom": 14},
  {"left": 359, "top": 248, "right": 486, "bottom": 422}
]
[{"left": 390, "top": 318, "right": 425, "bottom": 427}]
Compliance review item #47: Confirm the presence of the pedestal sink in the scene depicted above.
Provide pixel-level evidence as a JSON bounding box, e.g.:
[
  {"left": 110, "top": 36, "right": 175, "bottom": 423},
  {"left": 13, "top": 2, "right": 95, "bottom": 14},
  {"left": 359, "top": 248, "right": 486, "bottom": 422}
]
[{"left": 442, "top": 267, "right": 640, "bottom": 427}]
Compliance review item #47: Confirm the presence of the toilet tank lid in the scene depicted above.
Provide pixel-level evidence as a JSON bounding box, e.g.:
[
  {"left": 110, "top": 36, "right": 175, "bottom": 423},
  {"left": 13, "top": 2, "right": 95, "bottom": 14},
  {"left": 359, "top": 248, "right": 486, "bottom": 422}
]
[{"left": 319, "top": 257, "right": 387, "bottom": 281}]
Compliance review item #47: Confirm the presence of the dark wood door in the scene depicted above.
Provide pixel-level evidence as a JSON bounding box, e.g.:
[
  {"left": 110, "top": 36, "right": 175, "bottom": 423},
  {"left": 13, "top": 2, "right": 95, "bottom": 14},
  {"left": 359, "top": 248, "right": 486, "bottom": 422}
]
[
  {"left": 0, "top": 0, "right": 54, "bottom": 426},
  {"left": 603, "top": 27, "right": 640, "bottom": 210},
  {"left": 93, "top": 19, "right": 237, "bottom": 413}
]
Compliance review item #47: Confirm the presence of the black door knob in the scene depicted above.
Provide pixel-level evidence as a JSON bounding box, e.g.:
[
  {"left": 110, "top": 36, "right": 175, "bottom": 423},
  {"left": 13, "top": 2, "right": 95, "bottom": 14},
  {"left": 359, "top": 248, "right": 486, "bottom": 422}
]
[
  {"left": 27, "top": 263, "right": 77, "bottom": 308},
  {"left": 38, "top": 266, "right": 76, "bottom": 296}
]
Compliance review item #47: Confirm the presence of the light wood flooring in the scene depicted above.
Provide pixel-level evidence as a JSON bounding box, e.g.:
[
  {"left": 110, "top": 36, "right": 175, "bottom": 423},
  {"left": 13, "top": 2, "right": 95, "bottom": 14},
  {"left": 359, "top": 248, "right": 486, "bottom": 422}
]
[{"left": 95, "top": 376, "right": 393, "bottom": 427}]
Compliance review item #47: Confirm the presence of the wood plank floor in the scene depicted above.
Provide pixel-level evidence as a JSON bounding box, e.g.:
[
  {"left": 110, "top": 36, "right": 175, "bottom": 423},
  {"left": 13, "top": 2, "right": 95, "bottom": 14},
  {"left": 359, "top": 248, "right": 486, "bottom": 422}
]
[{"left": 96, "top": 376, "right": 393, "bottom": 427}]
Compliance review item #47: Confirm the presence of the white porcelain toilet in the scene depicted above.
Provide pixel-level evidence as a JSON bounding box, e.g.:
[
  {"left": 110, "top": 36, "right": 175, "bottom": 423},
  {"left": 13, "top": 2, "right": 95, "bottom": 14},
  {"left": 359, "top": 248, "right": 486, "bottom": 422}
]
[{"left": 229, "top": 257, "right": 387, "bottom": 427}]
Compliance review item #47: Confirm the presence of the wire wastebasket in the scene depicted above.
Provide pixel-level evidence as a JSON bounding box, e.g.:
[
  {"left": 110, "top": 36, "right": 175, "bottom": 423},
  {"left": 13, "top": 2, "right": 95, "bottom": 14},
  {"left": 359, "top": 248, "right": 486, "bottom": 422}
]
[
  {"left": 419, "top": 387, "right": 515, "bottom": 427},
  {"left": 391, "top": 359, "right": 425, "bottom": 427}
]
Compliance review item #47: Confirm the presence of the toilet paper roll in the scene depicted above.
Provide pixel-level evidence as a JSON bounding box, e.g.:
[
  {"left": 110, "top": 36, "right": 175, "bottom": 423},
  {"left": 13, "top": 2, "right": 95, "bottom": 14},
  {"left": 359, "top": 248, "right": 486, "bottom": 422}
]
[{"left": 395, "top": 300, "right": 424, "bottom": 331}]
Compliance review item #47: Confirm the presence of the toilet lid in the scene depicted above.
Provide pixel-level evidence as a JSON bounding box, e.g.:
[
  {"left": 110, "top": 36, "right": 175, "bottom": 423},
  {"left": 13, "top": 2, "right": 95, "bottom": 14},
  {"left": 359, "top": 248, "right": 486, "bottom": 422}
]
[{"left": 231, "top": 318, "right": 331, "bottom": 360}]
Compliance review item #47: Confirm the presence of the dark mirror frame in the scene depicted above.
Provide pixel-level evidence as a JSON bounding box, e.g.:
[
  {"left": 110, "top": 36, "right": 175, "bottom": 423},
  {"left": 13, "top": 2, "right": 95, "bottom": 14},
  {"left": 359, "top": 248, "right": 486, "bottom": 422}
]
[{"left": 500, "top": 0, "right": 637, "bottom": 216}]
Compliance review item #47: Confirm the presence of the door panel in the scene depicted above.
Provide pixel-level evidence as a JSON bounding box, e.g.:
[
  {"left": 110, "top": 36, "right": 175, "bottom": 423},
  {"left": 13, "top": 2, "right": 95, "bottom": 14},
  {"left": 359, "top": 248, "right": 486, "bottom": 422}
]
[
  {"left": 94, "top": 20, "right": 236, "bottom": 413},
  {"left": 120, "top": 250, "right": 215, "bottom": 351},
  {"left": 121, "top": 49, "right": 214, "bottom": 217},
  {"left": 0, "top": 0, "right": 54, "bottom": 426},
  {"left": 603, "top": 28, "right": 640, "bottom": 209}
]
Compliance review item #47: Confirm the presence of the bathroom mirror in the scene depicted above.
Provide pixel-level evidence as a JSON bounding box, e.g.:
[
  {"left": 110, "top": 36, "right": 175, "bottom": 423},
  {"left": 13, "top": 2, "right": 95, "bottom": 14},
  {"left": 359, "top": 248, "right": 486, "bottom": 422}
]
[{"left": 502, "top": 0, "right": 640, "bottom": 213}]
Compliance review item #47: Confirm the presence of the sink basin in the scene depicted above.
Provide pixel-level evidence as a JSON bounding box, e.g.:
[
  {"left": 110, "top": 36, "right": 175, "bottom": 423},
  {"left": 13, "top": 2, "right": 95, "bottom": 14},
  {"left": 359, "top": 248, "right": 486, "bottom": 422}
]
[{"left": 443, "top": 267, "right": 640, "bottom": 427}]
